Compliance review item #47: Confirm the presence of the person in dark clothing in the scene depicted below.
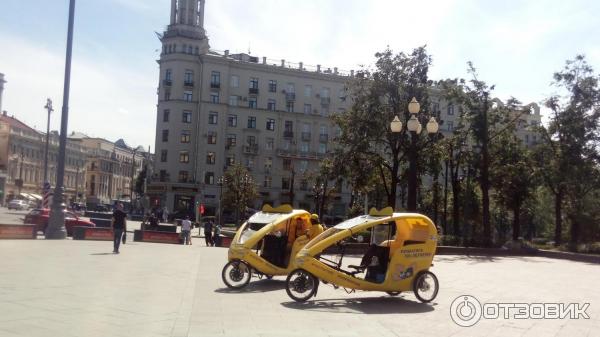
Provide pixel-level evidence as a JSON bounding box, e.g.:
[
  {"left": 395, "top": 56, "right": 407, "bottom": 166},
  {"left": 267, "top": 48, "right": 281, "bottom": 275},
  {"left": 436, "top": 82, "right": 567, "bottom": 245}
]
[
  {"left": 204, "top": 220, "right": 214, "bottom": 246},
  {"left": 111, "top": 203, "right": 127, "bottom": 254}
]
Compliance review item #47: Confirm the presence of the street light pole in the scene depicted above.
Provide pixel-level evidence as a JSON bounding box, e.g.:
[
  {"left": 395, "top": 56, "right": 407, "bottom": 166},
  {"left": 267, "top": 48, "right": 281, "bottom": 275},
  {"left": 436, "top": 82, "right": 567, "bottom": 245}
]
[
  {"left": 130, "top": 147, "right": 137, "bottom": 201},
  {"left": 46, "top": 0, "right": 76, "bottom": 239},
  {"left": 43, "top": 99, "right": 53, "bottom": 184},
  {"left": 17, "top": 150, "right": 24, "bottom": 196}
]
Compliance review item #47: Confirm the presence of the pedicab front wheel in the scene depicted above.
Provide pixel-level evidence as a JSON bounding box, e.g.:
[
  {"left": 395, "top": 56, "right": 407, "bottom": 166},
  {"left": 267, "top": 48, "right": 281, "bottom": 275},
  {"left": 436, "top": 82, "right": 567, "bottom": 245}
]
[
  {"left": 222, "top": 260, "right": 252, "bottom": 289},
  {"left": 412, "top": 271, "right": 439, "bottom": 303},
  {"left": 285, "top": 269, "right": 318, "bottom": 302}
]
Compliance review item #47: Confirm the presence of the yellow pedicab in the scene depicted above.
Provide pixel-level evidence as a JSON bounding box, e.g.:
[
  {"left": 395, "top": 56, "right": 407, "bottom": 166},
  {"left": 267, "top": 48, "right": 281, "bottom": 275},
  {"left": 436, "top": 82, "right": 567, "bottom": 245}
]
[
  {"left": 222, "top": 204, "right": 324, "bottom": 289},
  {"left": 285, "top": 207, "right": 439, "bottom": 303}
]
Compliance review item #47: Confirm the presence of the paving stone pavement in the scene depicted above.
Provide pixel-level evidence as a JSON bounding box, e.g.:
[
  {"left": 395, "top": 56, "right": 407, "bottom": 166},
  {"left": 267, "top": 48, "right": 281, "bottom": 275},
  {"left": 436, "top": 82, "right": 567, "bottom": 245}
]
[{"left": 0, "top": 239, "right": 598, "bottom": 337}]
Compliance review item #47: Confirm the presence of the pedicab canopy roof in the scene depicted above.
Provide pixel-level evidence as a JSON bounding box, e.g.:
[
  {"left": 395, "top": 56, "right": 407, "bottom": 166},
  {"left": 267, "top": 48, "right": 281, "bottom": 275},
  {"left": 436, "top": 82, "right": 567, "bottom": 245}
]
[
  {"left": 246, "top": 204, "right": 298, "bottom": 225},
  {"left": 333, "top": 207, "right": 394, "bottom": 230}
]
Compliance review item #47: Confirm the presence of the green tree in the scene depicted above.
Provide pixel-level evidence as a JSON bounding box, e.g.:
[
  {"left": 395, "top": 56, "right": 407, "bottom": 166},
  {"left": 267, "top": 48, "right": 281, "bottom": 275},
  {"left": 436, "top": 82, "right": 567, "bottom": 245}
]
[
  {"left": 222, "top": 163, "right": 258, "bottom": 226},
  {"left": 332, "top": 47, "right": 435, "bottom": 209},
  {"left": 537, "top": 55, "right": 600, "bottom": 246}
]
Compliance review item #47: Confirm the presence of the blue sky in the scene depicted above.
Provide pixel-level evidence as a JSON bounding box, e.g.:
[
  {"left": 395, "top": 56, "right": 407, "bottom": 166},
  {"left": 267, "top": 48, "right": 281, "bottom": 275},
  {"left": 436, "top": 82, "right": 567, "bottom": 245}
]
[{"left": 1, "top": 0, "right": 599, "bottom": 149}]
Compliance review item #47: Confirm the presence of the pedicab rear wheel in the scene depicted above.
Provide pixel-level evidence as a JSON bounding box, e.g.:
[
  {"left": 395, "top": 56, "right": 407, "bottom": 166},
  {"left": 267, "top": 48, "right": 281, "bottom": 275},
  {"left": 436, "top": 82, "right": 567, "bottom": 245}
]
[
  {"left": 412, "top": 271, "right": 439, "bottom": 303},
  {"left": 285, "top": 269, "right": 318, "bottom": 302},
  {"left": 222, "top": 260, "right": 252, "bottom": 289}
]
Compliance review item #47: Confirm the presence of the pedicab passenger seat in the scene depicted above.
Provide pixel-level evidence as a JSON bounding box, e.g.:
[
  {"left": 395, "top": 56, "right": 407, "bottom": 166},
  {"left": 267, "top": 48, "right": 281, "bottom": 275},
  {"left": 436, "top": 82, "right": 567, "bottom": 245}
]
[
  {"left": 261, "top": 234, "right": 288, "bottom": 268},
  {"left": 348, "top": 244, "right": 390, "bottom": 283}
]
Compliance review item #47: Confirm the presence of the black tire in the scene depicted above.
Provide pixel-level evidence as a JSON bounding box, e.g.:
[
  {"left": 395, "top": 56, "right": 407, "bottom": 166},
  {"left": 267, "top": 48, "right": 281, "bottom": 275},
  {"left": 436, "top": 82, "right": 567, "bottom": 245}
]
[
  {"left": 221, "top": 260, "right": 252, "bottom": 289},
  {"left": 386, "top": 291, "right": 401, "bottom": 296},
  {"left": 265, "top": 275, "right": 273, "bottom": 280},
  {"left": 285, "top": 269, "right": 318, "bottom": 302},
  {"left": 412, "top": 271, "right": 439, "bottom": 303}
]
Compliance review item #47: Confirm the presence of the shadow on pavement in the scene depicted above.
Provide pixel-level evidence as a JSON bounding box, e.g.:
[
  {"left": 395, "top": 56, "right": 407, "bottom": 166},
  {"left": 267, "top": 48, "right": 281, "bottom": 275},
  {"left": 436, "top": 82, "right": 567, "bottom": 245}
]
[
  {"left": 90, "top": 253, "right": 116, "bottom": 256},
  {"left": 436, "top": 255, "right": 550, "bottom": 264},
  {"left": 281, "top": 296, "right": 436, "bottom": 315},
  {"left": 215, "top": 279, "right": 286, "bottom": 294}
]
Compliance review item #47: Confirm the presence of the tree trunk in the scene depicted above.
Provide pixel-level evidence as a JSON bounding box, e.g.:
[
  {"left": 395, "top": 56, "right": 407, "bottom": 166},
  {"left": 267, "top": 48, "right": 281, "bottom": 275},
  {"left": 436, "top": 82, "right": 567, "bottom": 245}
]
[
  {"left": 554, "top": 189, "right": 563, "bottom": 245},
  {"left": 320, "top": 180, "right": 329, "bottom": 217},
  {"left": 569, "top": 213, "right": 580, "bottom": 248},
  {"left": 512, "top": 201, "right": 521, "bottom": 241},
  {"left": 432, "top": 170, "right": 439, "bottom": 225},
  {"left": 451, "top": 181, "right": 460, "bottom": 236}
]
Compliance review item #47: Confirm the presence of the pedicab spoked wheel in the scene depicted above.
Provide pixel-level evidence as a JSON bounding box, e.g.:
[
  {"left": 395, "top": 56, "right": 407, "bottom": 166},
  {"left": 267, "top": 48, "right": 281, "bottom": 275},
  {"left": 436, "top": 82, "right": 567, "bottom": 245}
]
[
  {"left": 285, "top": 269, "right": 318, "bottom": 302},
  {"left": 412, "top": 271, "right": 439, "bottom": 303},
  {"left": 222, "top": 260, "right": 252, "bottom": 289},
  {"left": 386, "top": 291, "right": 401, "bottom": 296}
]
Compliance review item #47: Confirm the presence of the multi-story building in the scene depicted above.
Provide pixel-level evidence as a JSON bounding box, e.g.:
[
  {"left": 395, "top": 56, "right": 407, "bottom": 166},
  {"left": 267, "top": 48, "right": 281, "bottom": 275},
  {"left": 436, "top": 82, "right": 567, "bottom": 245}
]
[
  {"left": 150, "top": 0, "right": 352, "bottom": 217},
  {"left": 0, "top": 112, "right": 87, "bottom": 204}
]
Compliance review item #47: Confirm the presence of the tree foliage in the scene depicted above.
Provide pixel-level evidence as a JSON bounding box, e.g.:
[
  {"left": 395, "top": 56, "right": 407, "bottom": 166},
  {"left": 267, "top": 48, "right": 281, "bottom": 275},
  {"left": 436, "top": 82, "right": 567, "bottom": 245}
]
[{"left": 222, "top": 163, "right": 258, "bottom": 225}]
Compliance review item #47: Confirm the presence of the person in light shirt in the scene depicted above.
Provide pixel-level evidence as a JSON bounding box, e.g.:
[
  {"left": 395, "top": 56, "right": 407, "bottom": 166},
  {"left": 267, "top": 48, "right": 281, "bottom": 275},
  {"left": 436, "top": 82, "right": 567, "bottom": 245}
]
[{"left": 181, "top": 215, "right": 192, "bottom": 245}]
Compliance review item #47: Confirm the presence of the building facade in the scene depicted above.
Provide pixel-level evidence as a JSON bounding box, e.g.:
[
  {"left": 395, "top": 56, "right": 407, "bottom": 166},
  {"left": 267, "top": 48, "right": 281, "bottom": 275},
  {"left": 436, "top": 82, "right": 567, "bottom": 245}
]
[
  {"left": 0, "top": 113, "right": 87, "bottom": 204},
  {"left": 150, "top": 0, "right": 352, "bottom": 217}
]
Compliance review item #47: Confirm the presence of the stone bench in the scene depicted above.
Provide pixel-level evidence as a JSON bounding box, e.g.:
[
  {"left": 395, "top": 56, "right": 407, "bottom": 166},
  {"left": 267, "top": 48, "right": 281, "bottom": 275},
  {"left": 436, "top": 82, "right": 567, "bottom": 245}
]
[
  {"left": 133, "top": 230, "right": 182, "bottom": 244},
  {"left": 0, "top": 225, "right": 37, "bottom": 239},
  {"left": 72, "top": 226, "right": 113, "bottom": 241}
]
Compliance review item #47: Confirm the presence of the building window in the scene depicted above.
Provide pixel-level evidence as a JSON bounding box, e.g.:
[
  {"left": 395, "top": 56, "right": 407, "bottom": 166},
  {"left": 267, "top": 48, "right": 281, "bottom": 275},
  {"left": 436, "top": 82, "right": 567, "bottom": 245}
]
[
  {"left": 206, "top": 152, "right": 215, "bottom": 165},
  {"left": 163, "top": 109, "right": 170, "bottom": 122},
  {"left": 210, "top": 92, "right": 219, "bottom": 103},
  {"left": 249, "top": 77, "right": 259, "bottom": 89},
  {"left": 160, "top": 150, "right": 168, "bottom": 162},
  {"left": 263, "top": 176, "right": 272, "bottom": 188},
  {"left": 265, "top": 138, "right": 274, "bottom": 150},
  {"left": 304, "top": 85, "right": 312, "bottom": 97},
  {"left": 178, "top": 171, "right": 189, "bottom": 183},
  {"left": 165, "top": 69, "right": 172, "bottom": 81},
  {"left": 184, "top": 70, "right": 194, "bottom": 86},
  {"left": 246, "top": 135, "right": 257, "bottom": 146},
  {"left": 447, "top": 121, "right": 454, "bottom": 131},
  {"left": 162, "top": 130, "right": 169, "bottom": 142},
  {"left": 210, "top": 71, "right": 220, "bottom": 87},
  {"left": 183, "top": 91, "right": 193, "bottom": 102},
  {"left": 268, "top": 80, "right": 277, "bottom": 92},
  {"left": 229, "top": 95, "right": 238, "bottom": 106},
  {"left": 284, "top": 120, "right": 293, "bottom": 132},
  {"left": 267, "top": 99, "right": 276, "bottom": 111},
  {"left": 286, "top": 101, "right": 294, "bottom": 113},
  {"left": 159, "top": 170, "right": 167, "bottom": 182},
  {"left": 226, "top": 156, "right": 235, "bottom": 166},
  {"left": 321, "top": 107, "right": 329, "bottom": 116},
  {"left": 230, "top": 75, "right": 239, "bottom": 88},
  {"left": 299, "top": 160, "right": 308, "bottom": 173},
  {"left": 227, "top": 114, "right": 237, "bottom": 127},
  {"left": 179, "top": 151, "right": 190, "bottom": 163},
  {"left": 321, "top": 87, "right": 330, "bottom": 98},
  {"left": 207, "top": 132, "right": 217, "bottom": 144},
  {"left": 282, "top": 177, "right": 290, "bottom": 190},
  {"left": 226, "top": 134, "right": 237, "bottom": 147},
  {"left": 300, "top": 142, "right": 309, "bottom": 153},
  {"left": 283, "top": 158, "right": 292, "bottom": 171},
  {"left": 181, "top": 130, "right": 191, "bottom": 143},
  {"left": 447, "top": 104, "right": 455, "bottom": 115},
  {"left": 264, "top": 157, "right": 272, "bottom": 171},
  {"left": 318, "top": 143, "right": 327, "bottom": 154},
  {"left": 164, "top": 89, "right": 171, "bottom": 101},
  {"left": 248, "top": 97, "right": 257, "bottom": 109},
  {"left": 182, "top": 110, "right": 192, "bottom": 123},
  {"left": 304, "top": 104, "right": 312, "bottom": 114},
  {"left": 247, "top": 116, "right": 256, "bottom": 129},
  {"left": 266, "top": 118, "right": 275, "bottom": 131},
  {"left": 208, "top": 111, "right": 218, "bottom": 124},
  {"left": 205, "top": 172, "right": 214, "bottom": 185}
]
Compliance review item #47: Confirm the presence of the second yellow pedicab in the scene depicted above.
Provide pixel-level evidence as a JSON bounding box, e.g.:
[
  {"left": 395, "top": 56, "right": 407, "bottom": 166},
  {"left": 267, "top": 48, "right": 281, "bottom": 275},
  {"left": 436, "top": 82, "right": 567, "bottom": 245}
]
[
  {"left": 285, "top": 207, "right": 439, "bottom": 303},
  {"left": 222, "top": 204, "right": 323, "bottom": 289}
]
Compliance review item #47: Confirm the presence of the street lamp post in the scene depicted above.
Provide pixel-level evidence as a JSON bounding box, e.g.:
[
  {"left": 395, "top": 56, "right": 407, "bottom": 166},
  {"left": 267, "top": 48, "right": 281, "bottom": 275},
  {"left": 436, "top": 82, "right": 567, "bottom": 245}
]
[
  {"left": 46, "top": 0, "right": 76, "bottom": 239},
  {"left": 43, "top": 98, "right": 53, "bottom": 184},
  {"left": 390, "top": 97, "right": 439, "bottom": 212},
  {"left": 217, "top": 176, "right": 226, "bottom": 227},
  {"left": 129, "top": 147, "right": 138, "bottom": 202}
]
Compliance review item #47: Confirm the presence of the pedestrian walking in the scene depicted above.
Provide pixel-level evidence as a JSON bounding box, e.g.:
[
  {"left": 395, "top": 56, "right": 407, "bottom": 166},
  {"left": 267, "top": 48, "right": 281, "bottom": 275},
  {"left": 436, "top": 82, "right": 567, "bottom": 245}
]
[
  {"left": 213, "top": 223, "right": 222, "bottom": 247},
  {"left": 162, "top": 206, "right": 169, "bottom": 223},
  {"left": 111, "top": 203, "right": 127, "bottom": 254},
  {"left": 204, "top": 220, "right": 214, "bottom": 246},
  {"left": 181, "top": 215, "right": 192, "bottom": 245}
]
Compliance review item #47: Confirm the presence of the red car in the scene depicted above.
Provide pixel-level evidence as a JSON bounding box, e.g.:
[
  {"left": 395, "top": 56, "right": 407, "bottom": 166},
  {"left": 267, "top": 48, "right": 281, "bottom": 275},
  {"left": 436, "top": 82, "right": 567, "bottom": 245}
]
[{"left": 24, "top": 208, "right": 96, "bottom": 236}]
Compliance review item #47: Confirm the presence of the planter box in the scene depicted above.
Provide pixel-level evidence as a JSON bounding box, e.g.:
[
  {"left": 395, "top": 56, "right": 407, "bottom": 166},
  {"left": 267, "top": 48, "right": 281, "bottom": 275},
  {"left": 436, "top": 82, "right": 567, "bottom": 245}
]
[
  {"left": 133, "top": 230, "right": 182, "bottom": 244},
  {"left": 72, "top": 226, "right": 113, "bottom": 241},
  {"left": 0, "top": 225, "right": 37, "bottom": 239}
]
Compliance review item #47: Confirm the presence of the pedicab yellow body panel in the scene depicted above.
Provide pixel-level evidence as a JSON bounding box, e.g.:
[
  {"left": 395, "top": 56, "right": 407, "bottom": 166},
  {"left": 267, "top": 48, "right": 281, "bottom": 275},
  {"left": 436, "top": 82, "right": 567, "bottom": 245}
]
[
  {"left": 226, "top": 204, "right": 321, "bottom": 277},
  {"left": 295, "top": 208, "right": 438, "bottom": 293}
]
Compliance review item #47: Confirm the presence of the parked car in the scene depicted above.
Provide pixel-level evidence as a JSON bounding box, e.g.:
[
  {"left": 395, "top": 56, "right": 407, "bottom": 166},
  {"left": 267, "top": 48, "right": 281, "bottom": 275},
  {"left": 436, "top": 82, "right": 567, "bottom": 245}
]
[
  {"left": 8, "top": 199, "right": 28, "bottom": 210},
  {"left": 24, "top": 208, "right": 96, "bottom": 236}
]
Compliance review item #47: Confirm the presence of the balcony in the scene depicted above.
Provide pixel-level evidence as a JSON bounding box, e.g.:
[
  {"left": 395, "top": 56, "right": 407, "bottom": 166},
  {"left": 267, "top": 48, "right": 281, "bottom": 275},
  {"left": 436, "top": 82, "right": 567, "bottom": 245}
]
[
  {"left": 301, "top": 132, "right": 311, "bottom": 141},
  {"left": 210, "top": 82, "right": 220, "bottom": 89},
  {"left": 163, "top": 79, "right": 172, "bottom": 86},
  {"left": 319, "top": 134, "right": 329, "bottom": 142},
  {"left": 321, "top": 97, "right": 331, "bottom": 106},
  {"left": 184, "top": 81, "right": 194, "bottom": 87},
  {"left": 283, "top": 131, "right": 294, "bottom": 138},
  {"left": 276, "top": 149, "right": 319, "bottom": 160},
  {"left": 285, "top": 92, "right": 296, "bottom": 101},
  {"left": 249, "top": 87, "right": 259, "bottom": 95},
  {"left": 243, "top": 144, "right": 259, "bottom": 155}
]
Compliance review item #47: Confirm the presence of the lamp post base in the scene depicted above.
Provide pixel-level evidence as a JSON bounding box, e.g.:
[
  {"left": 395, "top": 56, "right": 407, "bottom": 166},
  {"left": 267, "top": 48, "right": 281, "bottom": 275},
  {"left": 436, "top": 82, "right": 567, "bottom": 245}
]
[{"left": 45, "top": 187, "right": 67, "bottom": 240}]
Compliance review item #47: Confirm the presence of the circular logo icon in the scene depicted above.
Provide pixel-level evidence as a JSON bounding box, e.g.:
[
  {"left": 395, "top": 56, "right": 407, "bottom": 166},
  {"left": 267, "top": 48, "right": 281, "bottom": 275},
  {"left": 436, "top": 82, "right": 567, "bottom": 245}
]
[{"left": 450, "top": 295, "right": 482, "bottom": 327}]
